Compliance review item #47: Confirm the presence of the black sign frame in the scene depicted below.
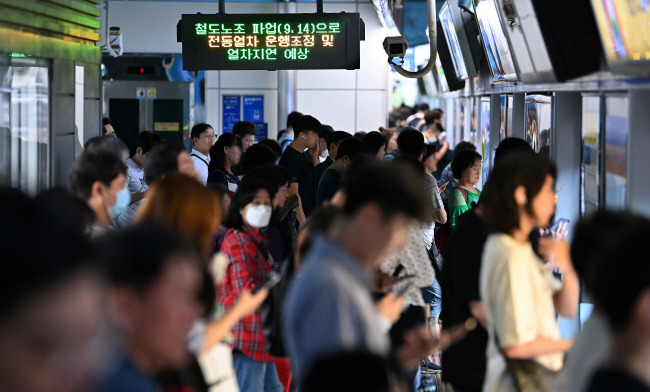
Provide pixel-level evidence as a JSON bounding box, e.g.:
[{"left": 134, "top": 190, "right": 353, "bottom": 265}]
[{"left": 178, "top": 13, "right": 364, "bottom": 71}]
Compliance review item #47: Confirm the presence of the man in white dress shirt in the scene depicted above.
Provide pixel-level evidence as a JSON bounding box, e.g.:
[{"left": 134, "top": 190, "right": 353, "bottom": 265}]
[{"left": 190, "top": 123, "right": 215, "bottom": 185}]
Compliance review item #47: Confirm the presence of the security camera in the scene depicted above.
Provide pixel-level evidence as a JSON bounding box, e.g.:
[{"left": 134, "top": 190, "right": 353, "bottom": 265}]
[{"left": 383, "top": 36, "right": 408, "bottom": 58}]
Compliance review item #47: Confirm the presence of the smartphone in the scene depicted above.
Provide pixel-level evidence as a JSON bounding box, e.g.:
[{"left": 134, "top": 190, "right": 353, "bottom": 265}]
[
  {"left": 253, "top": 271, "right": 282, "bottom": 294},
  {"left": 550, "top": 218, "right": 570, "bottom": 231},
  {"left": 392, "top": 274, "right": 415, "bottom": 283}
]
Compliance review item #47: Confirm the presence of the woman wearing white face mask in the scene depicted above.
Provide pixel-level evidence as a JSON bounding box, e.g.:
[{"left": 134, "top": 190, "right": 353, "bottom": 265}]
[{"left": 217, "top": 176, "right": 285, "bottom": 392}]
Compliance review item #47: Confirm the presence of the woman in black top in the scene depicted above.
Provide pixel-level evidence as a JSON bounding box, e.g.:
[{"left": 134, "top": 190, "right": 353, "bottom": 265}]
[{"left": 207, "top": 133, "right": 242, "bottom": 196}]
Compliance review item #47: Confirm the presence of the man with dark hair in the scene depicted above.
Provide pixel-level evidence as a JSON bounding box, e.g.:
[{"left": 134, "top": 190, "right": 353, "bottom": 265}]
[
  {"left": 144, "top": 141, "right": 199, "bottom": 185},
  {"left": 232, "top": 121, "right": 257, "bottom": 152},
  {"left": 103, "top": 117, "right": 115, "bottom": 136},
  {"left": 96, "top": 225, "right": 204, "bottom": 392},
  {"left": 70, "top": 150, "right": 129, "bottom": 238},
  {"left": 278, "top": 111, "right": 303, "bottom": 152},
  {"left": 278, "top": 114, "right": 321, "bottom": 223},
  {"left": 0, "top": 188, "right": 103, "bottom": 392},
  {"left": 126, "top": 131, "right": 162, "bottom": 204},
  {"left": 190, "top": 123, "right": 215, "bottom": 185},
  {"left": 316, "top": 137, "right": 368, "bottom": 204},
  {"left": 440, "top": 141, "right": 476, "bottom": 200},
  {"left": 283, "top": 158, "right": 433, "bottom": 384},
  {"left": 397, "top": 127, "right": 426, "bottom": 159},
  {"left": 116, "top": 142, "right": 199, "bottom": 229},
  {"left": 309, "top": 130, "right": 351, "bottom": 199},
  {"left": 299, "top": 124, "right": 334, "bottom": 216}
]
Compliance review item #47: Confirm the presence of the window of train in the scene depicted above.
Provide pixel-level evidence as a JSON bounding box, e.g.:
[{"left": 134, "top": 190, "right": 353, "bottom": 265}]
[
  {"left": 581, "top": 95, "right": 601, "bottom": 216},
  {"left": 604, "top": 95, "right": 628, "bottom": 209},
  {"left": 0, "top": 56, "right": 50, "bottom": 194},
  {"left": 525, "top": 94, "right": 553, "bottom": 159}
]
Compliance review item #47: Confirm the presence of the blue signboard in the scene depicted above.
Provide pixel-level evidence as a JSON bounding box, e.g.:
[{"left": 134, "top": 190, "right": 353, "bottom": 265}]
[
  {"left": 222, "top": 95, "right": 241, "bottom": 133},
  {"left": 243, "top": 96, "right": 264, "bottom": 124},
  {"left": 255, "top": 123, "right": 268, "bottom": 140}
]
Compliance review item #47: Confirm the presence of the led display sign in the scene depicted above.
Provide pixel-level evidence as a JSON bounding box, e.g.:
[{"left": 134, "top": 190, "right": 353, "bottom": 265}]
[{"left": 179, "top": 13, "right": 364, "bottom": 70}]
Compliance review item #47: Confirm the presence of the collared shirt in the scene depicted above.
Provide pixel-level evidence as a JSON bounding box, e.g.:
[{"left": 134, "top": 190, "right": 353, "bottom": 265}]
[
  {"left": 217, "top": 224, "right": 275, "bottom": 363},
  {"left": 190, "top": 148, "right": 210, "bottom": 185},
  {"left": 283, "top": 235, "right": 391, "bottom": 381},
  {"left": 125, "top": 158, "right": 147, "bottom": 194}
]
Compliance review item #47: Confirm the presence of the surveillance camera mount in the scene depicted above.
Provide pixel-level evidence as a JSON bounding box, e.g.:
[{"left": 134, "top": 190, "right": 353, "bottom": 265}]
[{"left": 388, "top": 0, "right": 436, "bottom": 79}]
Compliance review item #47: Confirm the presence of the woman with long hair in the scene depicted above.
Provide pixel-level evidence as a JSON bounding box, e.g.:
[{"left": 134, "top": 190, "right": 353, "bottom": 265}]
[
  {"left": 135, "top": 172, "right": 268, "bottom": 354},
  {"left": 208, "top": 133, "right": 242, "bottom": 195},
  {"left": 479, "top": 152, "right": 578, "bottom": 392}
]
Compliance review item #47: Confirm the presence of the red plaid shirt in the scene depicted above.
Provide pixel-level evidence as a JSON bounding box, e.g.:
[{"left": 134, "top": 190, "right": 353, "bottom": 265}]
[{"left": 218, "top": 224, "right": 275, "bottom": 363}]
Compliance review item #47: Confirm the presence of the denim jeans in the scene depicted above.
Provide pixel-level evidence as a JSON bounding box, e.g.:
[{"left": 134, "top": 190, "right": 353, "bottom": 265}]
[
  {"left": 430, "top": 278, "right": 442, "bottom": 319},
  {"left": 232, "top": 351, "right": 284, "bottom": 392}
]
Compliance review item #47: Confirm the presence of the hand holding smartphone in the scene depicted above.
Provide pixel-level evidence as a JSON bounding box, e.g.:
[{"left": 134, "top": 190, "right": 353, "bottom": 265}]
[{"left": 253, "top": 271, "right": 282, "bottom": 294}]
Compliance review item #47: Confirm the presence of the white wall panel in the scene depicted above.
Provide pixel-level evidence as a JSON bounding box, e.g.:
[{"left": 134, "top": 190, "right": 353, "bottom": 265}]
[
  {"left": 356, "top": 90, "right": 386, "bottom": 131},
  {"left": 220, "top": 70, "right": 278, "bottom": 89},
  {"left": 204, "top": 88, "right": 221, "bottom": 131},
  {"left": 356, "top": 2, "right": 390, "bottom": 91},
  {"left": 204, "top": 70, "right": 219, "bottom": 89},
  {"left": 297, "top": 90, "right": 355, "bottom": 132}
]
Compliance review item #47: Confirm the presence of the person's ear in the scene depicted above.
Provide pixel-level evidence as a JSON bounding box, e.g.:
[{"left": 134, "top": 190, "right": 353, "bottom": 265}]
[
  {"left": 135, "top": 146, "right": 143, "bottom": 156},
  {"left": 514, "top": 186, "right": 528, "bottom": 206},
  {"left": 107, "top": 286, "right": 139, "bottom": 333},
  {"left": 91, "top": 180, "right": 104, "bottom": 199}
]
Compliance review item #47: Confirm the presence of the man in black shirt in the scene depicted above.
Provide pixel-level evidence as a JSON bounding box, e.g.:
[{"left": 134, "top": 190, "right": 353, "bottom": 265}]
[
  {"left": 440, "top": 208, "right": 488, "bottom": 392},
  {"left": 278, "top": 114, "right": 321, "bottom": 224}
]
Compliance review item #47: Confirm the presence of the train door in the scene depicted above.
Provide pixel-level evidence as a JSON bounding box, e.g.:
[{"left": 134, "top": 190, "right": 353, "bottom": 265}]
[{"left": 103, "top": 81, "right": 194, "bottom": 155}]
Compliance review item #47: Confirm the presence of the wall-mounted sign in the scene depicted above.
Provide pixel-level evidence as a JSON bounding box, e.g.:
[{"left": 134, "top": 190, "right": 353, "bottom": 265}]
[
  {"left": 179, "top": 13, "right": 364, "bottom": 70},
  {"left": 243, "top": 96, "right": 264, "bottom": 123},
  {"left": 223, "top": 95, "right": 241, "bottom": 133}
]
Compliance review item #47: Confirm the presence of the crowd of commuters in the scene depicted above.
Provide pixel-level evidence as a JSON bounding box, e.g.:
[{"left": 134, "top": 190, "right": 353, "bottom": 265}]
[{"left": 2, "top": 103, "right": 649, "bottom": 392}]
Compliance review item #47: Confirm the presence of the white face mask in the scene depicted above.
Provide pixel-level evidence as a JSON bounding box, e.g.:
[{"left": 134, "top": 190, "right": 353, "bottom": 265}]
[
  {"left": 244, "top": 204, "right": 272, "bottom": 228},
  {"left": 427, "top": 136, "right": 438, "bottom": 144}
]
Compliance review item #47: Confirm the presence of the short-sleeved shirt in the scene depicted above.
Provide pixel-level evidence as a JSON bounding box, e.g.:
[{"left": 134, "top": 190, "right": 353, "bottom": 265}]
[
  {"left": 125, "top": 158, "right": 147, "bottom": 194},
  {"left": 207, "top": 169, "right": 240, "bottom": 195},
  {"left": 440, "top": 209, "right": 489, "bottom": 391},
  {"left": 449, "top": 187, "right": 480, "bottom": 228},
  {"left": 316, "top": 168, "right": 341, "bottom": 205},
  {"left": 421, "top": 174, "right": 444, "bottom": 248},
  {"left": 278, "top": 146, "right": 314, "bottom": 212},
  {"left": 190, "top": 149, "right": 210, "bottom": 185},
  {"left": 480, "top": 234, "right": 563, "bottom": 392},
  {"left": 381, "top": 223, "right": 435, "bottom": 308}
]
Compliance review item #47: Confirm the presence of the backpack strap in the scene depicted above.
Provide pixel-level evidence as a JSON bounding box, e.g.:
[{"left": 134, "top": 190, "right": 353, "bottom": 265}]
[
  {"left": 457, "top": 187, "right": 469, "bottom": 203},
  {"left": 190, "top": 153, "right": 209, "bottom": 167}
]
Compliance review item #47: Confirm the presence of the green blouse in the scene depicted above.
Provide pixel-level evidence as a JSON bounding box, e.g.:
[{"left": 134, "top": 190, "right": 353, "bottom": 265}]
[{"left": 449, "top": 187, "right": 481, "bottom": 228}]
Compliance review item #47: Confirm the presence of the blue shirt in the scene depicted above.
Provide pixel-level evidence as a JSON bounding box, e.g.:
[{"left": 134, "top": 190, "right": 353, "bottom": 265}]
[
  {"left": 278, "top": 133, "right": 294, "bottom": 152},
  {"left": 440, "top": 162, "right": 458, "bottom": 201},
  {"left": 282, "top": 236, "right": 390, "bottom": 382},
  {"left": 97, "top": 353, "right": 157, "bottom": 392}
]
